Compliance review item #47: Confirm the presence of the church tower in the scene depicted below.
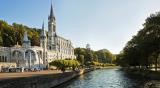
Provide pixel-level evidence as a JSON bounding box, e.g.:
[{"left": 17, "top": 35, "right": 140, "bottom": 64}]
[
  {"left": 48, "top": 3, "right": 57, "bottom": 50},
  {"left": 40, "top": 22, "right": 47, "bottom": 67}
]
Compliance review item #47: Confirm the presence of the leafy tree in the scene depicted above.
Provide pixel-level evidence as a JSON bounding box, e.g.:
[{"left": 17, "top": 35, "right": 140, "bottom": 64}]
[
  {"left": 93, "top": 54, "right": 98, "bottom": 62},
  {"left": 77, "top": 55, "right": 84, "bottom": 65},
  {"left": 95, "top": 50, "right": 106, "bottom": 63},
  {"left": 31, "top": 34, "right": 40, "bottom": 46},
  {"left": 49, "top": 59, "right": 80, "bottom": 72},
  {"left": 84, "top": 50, "right": 93, "bottom": 64},
  {"left": 0, "top": 20, "right": 41, "bottom": 47},
  {"left": 74, "top": 48, "right": 115, "bottom": 65},
  {"left": 119, "top": 12, "right": 160, "bottom": 71}
]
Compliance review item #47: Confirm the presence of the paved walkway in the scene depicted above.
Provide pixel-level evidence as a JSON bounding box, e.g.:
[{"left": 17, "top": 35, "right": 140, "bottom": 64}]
[{"left": 0, "top": 70, "right": 62, "bottom": 80}]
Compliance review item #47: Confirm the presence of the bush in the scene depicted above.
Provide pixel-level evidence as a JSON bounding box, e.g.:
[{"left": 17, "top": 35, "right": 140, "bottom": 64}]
[{"left": 49, "top": 59, "right": 80, "bottom": 72}]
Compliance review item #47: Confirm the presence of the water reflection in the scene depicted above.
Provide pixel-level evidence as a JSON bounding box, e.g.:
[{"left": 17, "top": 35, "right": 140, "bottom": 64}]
[{"left": 56, "top": 68, "right": 146, "bottom": 88}]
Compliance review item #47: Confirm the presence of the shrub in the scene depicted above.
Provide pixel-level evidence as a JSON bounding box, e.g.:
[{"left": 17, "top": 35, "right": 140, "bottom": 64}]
[{"left": 49, "top": 59, "right": 80, "bottom": 72}]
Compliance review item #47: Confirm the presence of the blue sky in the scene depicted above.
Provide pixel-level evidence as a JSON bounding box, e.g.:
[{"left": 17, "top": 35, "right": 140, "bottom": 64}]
[{"left": 0, "top": 0, "right": 160, "bottom": 54}]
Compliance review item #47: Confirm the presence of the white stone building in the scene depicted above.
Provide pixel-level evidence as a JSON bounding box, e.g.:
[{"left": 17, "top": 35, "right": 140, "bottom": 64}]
[{"left": 0, "top": 4, "right": 75, "bottom": 69}]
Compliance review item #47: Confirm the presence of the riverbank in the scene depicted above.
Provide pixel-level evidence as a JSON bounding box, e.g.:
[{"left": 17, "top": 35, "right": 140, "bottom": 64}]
[
  {"left": 99, "top": 66, "right": 120, "bottom": 69},
  {"left": 0, "top": 69, "right": 93, "bottom": 88},
  {"left": 121, "top": 68, "right": 160, "bottom": 88},
  {"left": 121, "top": 68, "right": 160, "bottom": 80}
]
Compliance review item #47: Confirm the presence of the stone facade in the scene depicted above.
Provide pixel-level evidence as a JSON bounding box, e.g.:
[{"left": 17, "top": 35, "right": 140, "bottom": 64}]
[
  {"left": 46, "top": 4, "right": 75, "bottom": 61},
  {"left": 0, "top": 45, "right": 45, "bottom": 69},
  {"left": 0, "top": 3, "right": 75, "bottom": 69}
]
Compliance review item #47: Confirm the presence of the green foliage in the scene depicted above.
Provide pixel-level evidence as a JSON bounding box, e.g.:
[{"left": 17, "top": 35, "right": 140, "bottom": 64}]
[
  {"left": 90, "top": 61, "right": 101, "bottom": 66},
  {"left": 31, "top": 34, "right": 40, "bottom": 46},
  {"left": 77, "top": 55, "right": 84, "bottom": 65},
  {"left": 93, "top": 54, "right": 98, "bottom": 62},
  {"left": 90, "top": 61, "right": 116, "bottom": 67},
  {"left": 49, "top": 59, "right": 80, "bottom": 72},
  {"left": 118, "top": 12, "right": 160, "bottom": 71},
  {"left": 74, "top": 48, "right": 116, "bottom": 66},
  {"left": 85, "top": 50, "right": 93, "bottom": 62},
  {"left": 0, "top": 20, "right": 40, "bottom": 47}
]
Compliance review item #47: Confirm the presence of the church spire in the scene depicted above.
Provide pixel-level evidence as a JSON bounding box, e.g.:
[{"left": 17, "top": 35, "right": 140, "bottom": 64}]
[
  {"left": 50, "top": 3, "right": 54, "bottom": 17},
  {"left": 42, "top": 21, "right": 44, "bottom": 29},
  {"left": 49, "top": 1, "right": 55, "bottom": 19},
  {"left": 41, "top": 21, "right": 46, "bottom": 37}
]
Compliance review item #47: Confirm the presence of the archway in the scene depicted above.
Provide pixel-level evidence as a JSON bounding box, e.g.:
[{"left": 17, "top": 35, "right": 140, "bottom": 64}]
[
  {"left": 12, "top": 50, "right": 23, "bottom": 67},
  {"left": 25, "top": 50, "right": 36, "bottom": 68}
]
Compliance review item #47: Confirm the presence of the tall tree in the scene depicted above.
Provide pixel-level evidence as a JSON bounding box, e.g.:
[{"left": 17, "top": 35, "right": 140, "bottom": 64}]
[
  {"left": 31, "top": 34, "right": 40, "bottom": 46},
  {"left": 119, "top": 12, "right": 160, "bottom": 70}
]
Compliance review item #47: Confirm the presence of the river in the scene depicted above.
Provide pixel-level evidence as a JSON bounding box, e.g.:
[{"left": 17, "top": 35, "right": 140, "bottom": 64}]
[{"left": 56, "top": 68, "right": 147, "bottom": 88}]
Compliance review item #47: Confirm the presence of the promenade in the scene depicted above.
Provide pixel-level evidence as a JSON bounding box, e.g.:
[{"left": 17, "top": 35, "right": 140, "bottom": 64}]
[
  {"left": 0, "top": 70, "right": 62, "bottom": 80},
  {"left": 0, "top": 70, "right": 81, "bottom": 88}
]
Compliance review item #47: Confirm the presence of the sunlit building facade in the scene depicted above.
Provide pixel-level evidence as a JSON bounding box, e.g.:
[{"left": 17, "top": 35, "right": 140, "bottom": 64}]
[{"left": 0, "top": 4, "right": 75, "bottom": 69}]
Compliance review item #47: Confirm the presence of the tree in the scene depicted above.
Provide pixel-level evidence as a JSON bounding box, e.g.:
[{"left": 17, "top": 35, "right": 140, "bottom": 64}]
[
  {"left": 93, "top": 54, "right": 98, "bottom": 62},
  {"left": 74, "top": 47, "right": 115, "bottom": 65},
  {"left": 77, "top": 55, "right": 84, "bottom": 65},
  {"left": 0, "top": 20, "right": 40, "bottom": 47},
  {"left": 119, "top": 12, "right": 160, "bottom": 70},
  {"left": 49, "top": 59, "right": 80, "bottom": 72},
  {"left": 95, "top": 50, "right": 106, "bottom": 63},
  {"left": 31, "top": 34, "right": 40, "bottom": 46},
  {"left": 84, "top": 51, "right": 93, "bottom": 64}
]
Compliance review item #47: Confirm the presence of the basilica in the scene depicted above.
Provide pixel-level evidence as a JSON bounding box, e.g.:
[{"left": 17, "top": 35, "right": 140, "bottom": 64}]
[{"left": 0, "top": 4, "right": 75, "bottom": 69}]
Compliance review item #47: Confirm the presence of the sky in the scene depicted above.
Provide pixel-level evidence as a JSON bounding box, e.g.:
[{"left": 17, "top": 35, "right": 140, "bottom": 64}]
[{"left": 0, "top": 0, "right": 160, "bottom": 54}]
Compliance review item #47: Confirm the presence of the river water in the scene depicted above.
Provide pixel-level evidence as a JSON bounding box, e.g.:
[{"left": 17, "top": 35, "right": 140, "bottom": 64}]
[{"left": 56, "top": 68, "right": 147, "bottom": 88}]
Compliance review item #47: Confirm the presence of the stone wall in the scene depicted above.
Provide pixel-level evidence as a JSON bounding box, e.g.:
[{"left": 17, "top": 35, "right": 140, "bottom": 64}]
[{"left": 0, "top": 71, "right": 79, "bottom": 88}]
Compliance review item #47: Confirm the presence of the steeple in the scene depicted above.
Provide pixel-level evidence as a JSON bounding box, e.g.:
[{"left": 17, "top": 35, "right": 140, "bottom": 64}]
[
  {"left": 49, "top": 2, "right": 55, "bottom": 19},
  {"left": 40, "top": 22, "right": 47, "bottom": 68},
  {"left": 48, "top": 0, "right": 56, "bottom": 51},
  {"left": 50, "top": 3, "right": 54, "bottom": 17},
  {"left": 41, "top": 21, "right": 46, "bottom": 37}
]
